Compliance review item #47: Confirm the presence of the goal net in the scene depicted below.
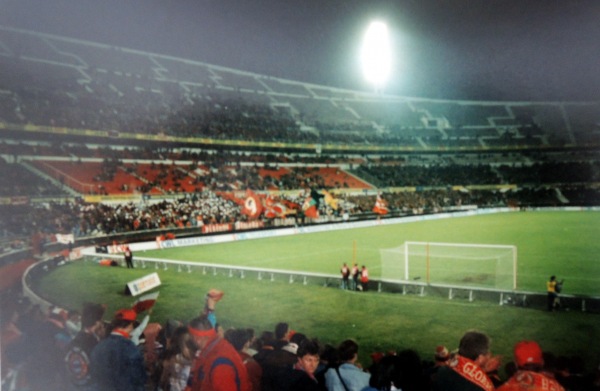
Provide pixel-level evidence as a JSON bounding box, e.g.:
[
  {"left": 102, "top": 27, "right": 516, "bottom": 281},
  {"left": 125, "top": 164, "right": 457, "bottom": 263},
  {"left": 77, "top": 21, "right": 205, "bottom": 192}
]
[{"left": 380, "top": 241, "right": 517, "bottom": 290}]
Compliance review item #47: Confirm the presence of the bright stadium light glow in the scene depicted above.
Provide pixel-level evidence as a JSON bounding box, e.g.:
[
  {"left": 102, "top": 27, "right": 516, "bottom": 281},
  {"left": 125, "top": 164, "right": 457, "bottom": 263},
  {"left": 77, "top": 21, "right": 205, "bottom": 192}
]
[{"left": 360, "top": 21, "right": 392, "bottom": 90}]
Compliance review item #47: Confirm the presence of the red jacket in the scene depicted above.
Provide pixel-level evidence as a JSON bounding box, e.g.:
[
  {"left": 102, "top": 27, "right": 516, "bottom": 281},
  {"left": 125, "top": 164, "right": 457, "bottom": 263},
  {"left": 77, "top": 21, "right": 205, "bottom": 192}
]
[
  {"left": 186, "top": 337, "right": 250, "bottom": 391},
  {"left": 361, "top": 268, "right": 369, "bottom": 283},
  {"left": 496, "top": 370, "right": 564, "bottom": 391},
  {"left": 239, "top": 350, "right": 262, "bottom": 391}
]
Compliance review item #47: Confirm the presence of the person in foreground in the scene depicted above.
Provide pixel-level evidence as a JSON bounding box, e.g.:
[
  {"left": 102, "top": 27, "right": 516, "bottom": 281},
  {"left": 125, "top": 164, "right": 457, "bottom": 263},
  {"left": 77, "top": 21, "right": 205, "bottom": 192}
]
[
  {"left": 325, "top": 339, "right": 370, "bottom": 391},
  {"left": 496, "top": 340, "right": 564, "bottom": 391},
  {"left": 269, "top": 338, "right": 324, "bottom": 391},
  {"left": 185, "top": 314, "right": 250, "bottom": 391},
  {"left": 364, "top": 349, "right": 429, "bottom": 391},
  {"left": 89, "top": 308, "right": 147, "bottom": 391},
  {"left": 432, "top": 330, "right": 500, "bottom": 391}
]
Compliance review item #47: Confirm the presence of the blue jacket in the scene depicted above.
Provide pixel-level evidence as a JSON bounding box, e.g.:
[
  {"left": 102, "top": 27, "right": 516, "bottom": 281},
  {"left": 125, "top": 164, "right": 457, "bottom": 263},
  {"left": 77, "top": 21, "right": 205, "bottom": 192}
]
[
  {"left": 325, "top": 363, "right": 371, "bottom": 391},
  {"left": 90, "top": 332, "right": 147, "bottom": 391}
]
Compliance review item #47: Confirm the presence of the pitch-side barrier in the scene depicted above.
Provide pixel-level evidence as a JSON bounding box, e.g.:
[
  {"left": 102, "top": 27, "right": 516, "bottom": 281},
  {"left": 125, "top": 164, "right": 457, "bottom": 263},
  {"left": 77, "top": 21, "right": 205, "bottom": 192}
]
[{"left": 84, "top": 252, "right": 600, "bottom": 313}]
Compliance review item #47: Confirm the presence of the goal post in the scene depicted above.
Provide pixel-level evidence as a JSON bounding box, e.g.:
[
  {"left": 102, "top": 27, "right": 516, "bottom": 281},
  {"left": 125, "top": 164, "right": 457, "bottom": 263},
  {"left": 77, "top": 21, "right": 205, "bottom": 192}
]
[{"left": 380, "top": 241, "right": 517, "bottom": 290}]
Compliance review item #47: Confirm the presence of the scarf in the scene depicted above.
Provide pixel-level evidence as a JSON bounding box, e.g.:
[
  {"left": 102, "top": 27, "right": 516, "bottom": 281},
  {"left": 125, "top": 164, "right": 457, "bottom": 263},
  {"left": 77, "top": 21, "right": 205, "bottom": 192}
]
[{"left": 448, "top": 355, "right": 495, "bottom": 391}]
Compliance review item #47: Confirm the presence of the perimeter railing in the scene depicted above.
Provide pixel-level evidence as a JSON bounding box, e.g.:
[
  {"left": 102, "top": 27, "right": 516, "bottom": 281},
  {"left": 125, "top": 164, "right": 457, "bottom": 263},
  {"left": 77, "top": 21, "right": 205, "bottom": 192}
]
[{"left": 79, "top": 252, "right": 600, "bottom": 313}]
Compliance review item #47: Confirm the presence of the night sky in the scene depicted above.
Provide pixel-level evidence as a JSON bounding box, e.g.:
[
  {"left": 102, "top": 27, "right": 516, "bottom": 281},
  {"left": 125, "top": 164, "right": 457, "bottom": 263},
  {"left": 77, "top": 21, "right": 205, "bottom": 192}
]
[{"left": 1, "top": 0, "right": 599, "bottom": 101}]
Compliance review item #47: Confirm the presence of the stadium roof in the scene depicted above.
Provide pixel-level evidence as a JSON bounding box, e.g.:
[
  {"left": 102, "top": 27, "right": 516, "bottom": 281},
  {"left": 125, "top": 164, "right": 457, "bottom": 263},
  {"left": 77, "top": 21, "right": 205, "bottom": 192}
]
[{"left": 1, "top": 0, "right": 599, "bottom": 102}]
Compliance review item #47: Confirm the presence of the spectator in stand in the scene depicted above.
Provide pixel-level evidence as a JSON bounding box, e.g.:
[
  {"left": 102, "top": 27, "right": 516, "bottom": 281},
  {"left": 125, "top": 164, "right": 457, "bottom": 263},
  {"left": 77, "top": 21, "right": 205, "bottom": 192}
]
[
  {"left": 64, "top": 302, "right": 106, "bottom": 388},
  {"left": 270, "top": 338, "right": 323, "bottom": 391},
  {"left": 90, "top": 309, "right": 147, "bottom": 391},
  {"left": 49, "top": 307, "right": 75, "bottom": 348},
  {"left": 325, "top": 339, "right": 370, "bottom": 391},
  {"left": 243, "top": 328, "right": 258, "bottom": 357},
  {"left": 363, "top": 349, "right": 429, "bottom": 391},
  {"left": 224, "top": 328, "right": 263, "bottom": 391},
  {"left": 315, "top": 343, "right": 338, "bottom": 388},
  {"left": 185, "top": 315, "right": 250, "bottom": 391},
  {"left": 251, "top": 330, "right": 276, "bottom": 364},
  {"left": 554, "top": 355, "right": 591, "bottom": 391},
  {"left": 23, "top": 306, "right": 72, "bottom": 390},
  {"left": 497, "top": 340, "right": 565, "bottom": 391},
  {"left": 258, "top": 332, "right": 308, "bottom": 391},
  {"left": 432, "top": 330, "right": 500, "bottom": 391},
  {"left": 434, "top": 345, "right": 451, "bottom": 367},
  {"left": 65, "top": 309, "right": 82, "bottom": 339},
  {"left": 0, "top": 302, "right": 23, "bottom": 371},
  {"left": 273, "top": 322, "right": 292, "bottom": 350},
  {"left": 362, "top": 354, "right": 397, "bottom": 391},
  {"left": 143, "top": 320, "right": 164, "bottom": 389},
  {"left": 425, "top": 345, "right": 451, "bottom": 382},
  {"left": 159, "top": 326, "right": 196, "bottom": 391}
]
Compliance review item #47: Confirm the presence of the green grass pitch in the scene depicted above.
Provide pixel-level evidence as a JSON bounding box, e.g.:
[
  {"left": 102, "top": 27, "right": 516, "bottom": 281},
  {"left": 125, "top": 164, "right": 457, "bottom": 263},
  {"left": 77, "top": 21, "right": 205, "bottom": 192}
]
[
  {"left": 39, "top": 210, "right": 600, "bottom": 371},
  {"left": 140, "top": 210, "right": 600, "bottom": 295}
]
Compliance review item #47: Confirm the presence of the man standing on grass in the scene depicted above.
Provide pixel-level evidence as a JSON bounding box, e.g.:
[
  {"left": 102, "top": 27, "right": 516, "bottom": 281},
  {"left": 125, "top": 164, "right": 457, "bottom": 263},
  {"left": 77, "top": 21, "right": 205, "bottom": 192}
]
[
  {"left": 360, "top": 265, "right": 369, "bottom": 292},
  {"left": 547, "top": 276, "right": 558, "bottom": 311},
  {"left": 432, "top": 330, "right": 500, "bottom": 391},
  {"left": 340, "top": 262, "right": 350, "bottom": 290},
  {"left": 351, "top": 263, "right": 359, "bottom": 291},
  {"left": 124, "top": 246, "right": 134, "bottom": 268}
]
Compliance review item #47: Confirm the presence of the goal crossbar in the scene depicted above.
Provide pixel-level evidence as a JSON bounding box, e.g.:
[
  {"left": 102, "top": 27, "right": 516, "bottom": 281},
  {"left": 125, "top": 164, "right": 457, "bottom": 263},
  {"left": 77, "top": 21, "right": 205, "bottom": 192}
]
[{"left": 382, "top": 241, "right": 517, "bottom": 290}]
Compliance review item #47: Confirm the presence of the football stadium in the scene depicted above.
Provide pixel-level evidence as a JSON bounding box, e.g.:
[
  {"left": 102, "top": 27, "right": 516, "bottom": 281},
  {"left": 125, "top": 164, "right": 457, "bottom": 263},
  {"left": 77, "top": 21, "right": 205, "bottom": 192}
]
[{"left": 1, "top": 1, "right": 600, "bottom": 390}]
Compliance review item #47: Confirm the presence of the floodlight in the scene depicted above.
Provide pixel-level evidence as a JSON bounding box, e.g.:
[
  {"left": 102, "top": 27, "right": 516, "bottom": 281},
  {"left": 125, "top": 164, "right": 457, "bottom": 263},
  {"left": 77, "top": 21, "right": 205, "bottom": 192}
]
[{"left": 361, "top": 21, "right": 392, "bottom": 89}]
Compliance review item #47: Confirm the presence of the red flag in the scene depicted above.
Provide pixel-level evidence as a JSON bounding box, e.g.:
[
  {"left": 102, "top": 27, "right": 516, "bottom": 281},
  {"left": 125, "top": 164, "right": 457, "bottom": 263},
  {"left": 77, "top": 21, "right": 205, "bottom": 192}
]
[
  {"left": 241, "top": 189, "right": 263, "bottom": 219},
  {"left": 132, "top": 291, "right": 160, "bottom": 313},
  {"left": 372, "top": 194, "right": 389, "bottom": 215},
  {"left": 265, "top": 195, "right": 275, "bottom": 207},
  {"left": 282, "top": 199, "right": 300, "bottom": 210},
  {"left": 265, "top": 204, "right": 287, "bottom": 218},
  {"left": 264, "top": 195, "right": 289, "bottom": 218},
  {"left": 303, "top": 196, "right": 319, "bottom": 219}
]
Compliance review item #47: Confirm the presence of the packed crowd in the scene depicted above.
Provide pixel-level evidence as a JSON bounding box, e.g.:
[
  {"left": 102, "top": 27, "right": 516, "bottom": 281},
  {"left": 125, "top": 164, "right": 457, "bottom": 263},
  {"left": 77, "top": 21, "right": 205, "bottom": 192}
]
[
  {"left": 0, "top": 186, "right": 523, "bottom": 241},
  {"left": 2, "top": 288, "right": 598, "bottom": 391},
  {"left": 0, "top": 180, "right": 582, "bottom": 250},
  {"left": 0, "top": 190, "right": 241, "bottom": 239}
]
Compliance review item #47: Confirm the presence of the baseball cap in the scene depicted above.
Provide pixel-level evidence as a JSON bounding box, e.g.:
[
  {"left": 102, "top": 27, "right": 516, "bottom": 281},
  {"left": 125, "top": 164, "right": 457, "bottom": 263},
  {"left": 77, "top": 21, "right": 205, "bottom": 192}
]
[
  {"left": 514, "top": 340, "right": 543, "bottom": 367},
  {"left": 114, "top": 308, "right": 137, "bottom": 322}
]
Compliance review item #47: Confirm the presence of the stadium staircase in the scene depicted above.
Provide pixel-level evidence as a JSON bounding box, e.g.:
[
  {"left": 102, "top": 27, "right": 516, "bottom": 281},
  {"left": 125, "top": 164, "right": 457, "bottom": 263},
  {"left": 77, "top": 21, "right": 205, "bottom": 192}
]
[
  {"left": 20, "top": 160, "right": 80, "bottom": 197},
  {"left": 554, "top": 188, "right": 569, "bottom": 204}
]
